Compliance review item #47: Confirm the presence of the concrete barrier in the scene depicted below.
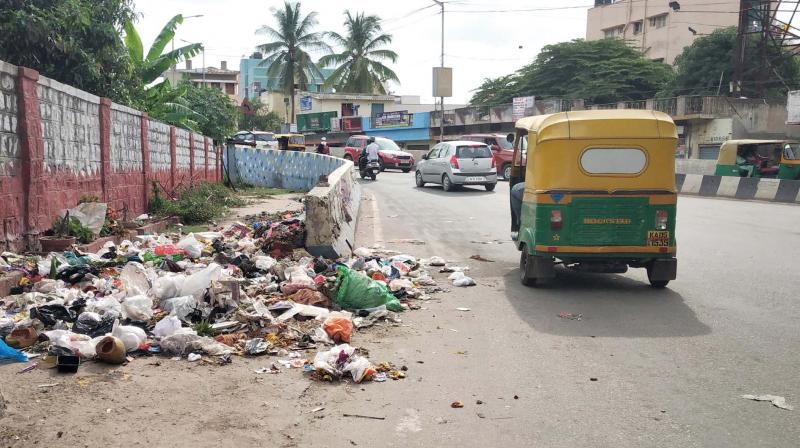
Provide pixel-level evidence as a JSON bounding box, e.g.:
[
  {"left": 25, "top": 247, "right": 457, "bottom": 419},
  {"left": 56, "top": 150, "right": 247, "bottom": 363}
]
[
  {"left": 675, "top": 159, "right": 716, "bottom": 175},
  {"left": 304, "top": 161, "right": 361, "bottom": 258},
  {"left": 223, "top": 145, "right": 361, "bottom": 257},
  {"left": 676, "top": 173, "right": 800, "bottom": 203}
]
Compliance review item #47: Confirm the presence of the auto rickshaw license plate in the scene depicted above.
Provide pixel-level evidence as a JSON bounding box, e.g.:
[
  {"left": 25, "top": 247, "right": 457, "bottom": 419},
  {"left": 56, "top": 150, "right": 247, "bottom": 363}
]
[{"left": 647, "top": 231, "right": 670, "bottom": 246}]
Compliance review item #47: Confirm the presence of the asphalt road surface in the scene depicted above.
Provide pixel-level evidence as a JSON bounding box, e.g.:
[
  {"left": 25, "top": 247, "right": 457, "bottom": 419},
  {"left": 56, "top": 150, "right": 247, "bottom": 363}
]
[{"left": 339, "top": 170, "right": 800, "bottom": 447}]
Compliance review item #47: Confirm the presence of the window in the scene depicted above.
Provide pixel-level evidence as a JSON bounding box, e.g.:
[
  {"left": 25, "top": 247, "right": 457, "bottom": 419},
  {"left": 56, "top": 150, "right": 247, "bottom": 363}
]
[
  {"left": 456, "top": 145, "right": 493, "bottom": 159},
  {"left": 345, "top": 138, "right": 355, "bottom": 147},
  {"left": 632, "top": 21, "right": 643, "bottom": 35},
  {"left": 649, "top": 14, "right": 667, "bottom": 29},
  {"left": 376, "top": 138, "right": 401, "bottom": 152},
  {"left": 225, "top": 83, "right": 235, "bottom": 95},
  {"left": 580, "top": 148, "right": 647, "bottom": 175},
  {"left": 427, "top": 145, "right": 441, "bottom": 159},
  {"left": 603, "top": 25, "right": 623, "bottom": 39},
  {"left": 254, "top": 133, "right": 274, "bottom": 142}
]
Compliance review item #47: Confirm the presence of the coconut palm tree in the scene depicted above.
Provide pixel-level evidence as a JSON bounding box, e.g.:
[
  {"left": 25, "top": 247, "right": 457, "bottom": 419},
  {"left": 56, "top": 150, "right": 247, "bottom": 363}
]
[
  {"left": 256, "top": 2, "right": 329, "bottom": 123},
  {"left": 319, "top": 11, "right": 399, "bottom": 95}
]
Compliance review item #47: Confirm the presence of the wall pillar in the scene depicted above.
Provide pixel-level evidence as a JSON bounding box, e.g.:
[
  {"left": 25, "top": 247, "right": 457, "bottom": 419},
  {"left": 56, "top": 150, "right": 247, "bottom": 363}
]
[
  {"left": 140, "top": 112, "right": 150, "bottom": 211},
  {"left": 99, "top": 98, "right": 112, "bottom": 202},
  {"left": 204, "top": 137, "right": 210, "bottom": 181},
  {"left": 16, "top": 66, "right": 44, "bottom": 249},
  {"left": 189, "top": 132, "right": 195, "bottom": 186},
  {"left": 169, "top": 126, "right": 177, "bottom": 193}
]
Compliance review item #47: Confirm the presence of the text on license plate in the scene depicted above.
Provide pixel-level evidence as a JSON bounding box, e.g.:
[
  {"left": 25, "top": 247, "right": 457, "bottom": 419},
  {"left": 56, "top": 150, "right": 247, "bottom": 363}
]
[
  {"left": 647, "top": 230, "right": 670, "bottom": 246},
  {"left": 466, "top": 176, "right": 486, "bottom": 182}
]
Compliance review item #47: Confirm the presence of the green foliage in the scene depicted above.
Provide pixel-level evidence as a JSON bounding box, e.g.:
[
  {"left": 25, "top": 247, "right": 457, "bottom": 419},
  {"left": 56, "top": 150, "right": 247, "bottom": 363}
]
[
  {"left": 239, "top": 98, "right": 283, "bottom": 132},
  {"left": 470, "top": 39, "right": 674, "bottom": 106},
  {"left": 665, "top": 26, "right": 800, "bottom": 100},
  {"left": 192, "top": 319, "right": 214, "bottom": 336},
  {"left": 256, "top": 1, "right": 330, "bottom": 120},
  {"left": 0, "top": 0, "right": 140, "bottom": 104},
  {"left": 149, "top": 182, "right": 245, "bottom": 224},
  {"left": 319, "top": 11, "right": 399, "bottom": 94},
  {"left": 182, "top": 81, "right": 239, "bottom": 143},
  {"left": 51, "top": 214, "right": 94, "bottom": 244}
]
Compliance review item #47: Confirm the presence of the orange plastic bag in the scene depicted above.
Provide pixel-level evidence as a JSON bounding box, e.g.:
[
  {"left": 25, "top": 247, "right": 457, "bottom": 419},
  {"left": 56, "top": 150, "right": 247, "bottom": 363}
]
[{"left": 323, "top": 315, "right": 353, "bottom": 343}]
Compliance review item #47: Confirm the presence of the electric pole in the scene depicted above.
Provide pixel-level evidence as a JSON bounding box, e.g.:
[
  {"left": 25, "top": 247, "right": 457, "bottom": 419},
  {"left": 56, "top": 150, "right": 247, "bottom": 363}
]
[{"left": 433, "top": 0, "right": 444, "bottom": 142}]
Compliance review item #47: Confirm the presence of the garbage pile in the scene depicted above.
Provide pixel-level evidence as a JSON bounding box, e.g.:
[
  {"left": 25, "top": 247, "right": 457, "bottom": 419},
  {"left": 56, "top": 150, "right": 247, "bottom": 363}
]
[{"left": 0, "top": 212, "right": 441, "bottom": 384}]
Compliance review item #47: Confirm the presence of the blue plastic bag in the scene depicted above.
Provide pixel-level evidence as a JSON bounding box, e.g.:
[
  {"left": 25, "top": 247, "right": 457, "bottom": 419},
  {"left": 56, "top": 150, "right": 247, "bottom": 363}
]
[{"left": 0, "top": 338, "right": 28, "bottom": 362}]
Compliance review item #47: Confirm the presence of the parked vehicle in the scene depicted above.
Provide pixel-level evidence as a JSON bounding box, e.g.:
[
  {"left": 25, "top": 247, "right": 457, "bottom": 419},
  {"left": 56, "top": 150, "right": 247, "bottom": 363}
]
[
  {"left": 509, "top": 110, "right": 678, "bottom": 288},
  {"left": 713, "top": 139, "right": 800, "bottom": 179},
  {"left": 358, "top": 154, "right": 381, "bottom": 180},
  {"left": 461, "top": 133, "right": 515, "bottom": 180},
  {"left": 275, "top": 133, "right": 305, "bottom": 151},
  {"left": 343, "top": 135, "right": 415, "bottom": 172},
  {"left": 232, "top": 131, "right": 276, "bottom": 149},
  {"left": 415, "top": 141, "right": 498, "bottom": 191}
]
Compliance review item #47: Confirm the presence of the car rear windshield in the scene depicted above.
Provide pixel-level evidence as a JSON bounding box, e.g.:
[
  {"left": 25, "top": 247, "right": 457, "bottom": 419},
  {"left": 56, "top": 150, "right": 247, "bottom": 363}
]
[
  {"left": 255, "top": 134, "right": 274, "bottom": 142},
  {"left": 457, "top": 145, "right": 492, "bottom": 158}
]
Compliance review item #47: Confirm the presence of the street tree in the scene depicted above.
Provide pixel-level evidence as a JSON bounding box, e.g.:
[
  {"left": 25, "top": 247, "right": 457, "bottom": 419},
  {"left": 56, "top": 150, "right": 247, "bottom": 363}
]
[
  {"left": 239, "top": 98, "right": 283, "bottom": 132},
  {"left": 256, "top": 1, "right": 329, "bottom": 123},
  {"left": 182, "top": 81, "right": 239, "bottom": 143},
  {"left": 665, "top": 26, "right": 800, "bottom": 100},
  {"left": 470, "top": 39, "right": 674, "bottom": 105},
  {"left": 319, "top": 11, "right": 400, "bottom": 94},
  {"left": 0, "top": 0, "right": 139, "bottom": 104}
]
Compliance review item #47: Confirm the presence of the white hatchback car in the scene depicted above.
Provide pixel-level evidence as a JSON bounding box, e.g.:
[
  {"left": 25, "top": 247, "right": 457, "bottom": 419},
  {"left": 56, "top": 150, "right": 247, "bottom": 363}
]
[{"left": 415, "top": 141, "right": 498, "bottom": 191}]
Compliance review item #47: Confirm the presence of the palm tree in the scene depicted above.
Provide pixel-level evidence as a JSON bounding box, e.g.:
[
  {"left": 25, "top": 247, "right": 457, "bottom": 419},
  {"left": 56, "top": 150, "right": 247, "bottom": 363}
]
[
  {"left": 123, "top": 14, "right": 203, "bottom": 128},
  {"left": 319, "top": 11, "right": 399, "bottom": 95},
  {"left": 256, "top": 2, "right": 329, "bottom": 123}
]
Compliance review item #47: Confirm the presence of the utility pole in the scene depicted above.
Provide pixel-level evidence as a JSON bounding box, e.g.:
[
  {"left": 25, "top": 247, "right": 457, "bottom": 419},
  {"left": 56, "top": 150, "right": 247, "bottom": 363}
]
[{"left": 433, "top": 0, "right": 444, "bottom": 142}]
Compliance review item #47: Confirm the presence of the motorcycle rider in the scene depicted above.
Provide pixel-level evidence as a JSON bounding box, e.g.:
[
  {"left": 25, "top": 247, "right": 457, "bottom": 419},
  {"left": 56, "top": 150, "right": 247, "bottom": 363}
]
[{"left": 360, "top": 137, "right": 380, "bottom": 169}]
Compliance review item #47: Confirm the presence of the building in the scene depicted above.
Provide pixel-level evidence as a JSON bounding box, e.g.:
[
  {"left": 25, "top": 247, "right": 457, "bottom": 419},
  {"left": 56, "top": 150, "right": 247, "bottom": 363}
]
[
  {"left": 164, "top": 60, "right": 240, "bottom": 101},
  {"left": 586, "top": 0, "right": 739, "bottom": 64},
  {"left": 239, "top": 53, "right": 333, "bottom": 101}
]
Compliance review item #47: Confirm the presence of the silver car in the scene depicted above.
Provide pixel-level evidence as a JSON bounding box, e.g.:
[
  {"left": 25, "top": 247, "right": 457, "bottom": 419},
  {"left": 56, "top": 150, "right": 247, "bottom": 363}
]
[{"left": 415, "top": 141, "right": 498, "bottom": 191}]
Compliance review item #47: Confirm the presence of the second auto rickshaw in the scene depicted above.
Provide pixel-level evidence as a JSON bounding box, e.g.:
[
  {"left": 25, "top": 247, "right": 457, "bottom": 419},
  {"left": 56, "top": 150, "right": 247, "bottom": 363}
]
[
  {"left": 509, "top": 110, "right": 678, "bottom": 288},
  {"left": 713, "top": 139, "right": 800, "bottom": 179}
]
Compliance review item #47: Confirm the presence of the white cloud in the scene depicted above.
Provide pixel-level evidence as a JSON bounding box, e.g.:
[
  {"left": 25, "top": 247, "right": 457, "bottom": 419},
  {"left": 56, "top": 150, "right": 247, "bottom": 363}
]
[{"left": 133, "top": 0, "right": 589, "bottom": 104}]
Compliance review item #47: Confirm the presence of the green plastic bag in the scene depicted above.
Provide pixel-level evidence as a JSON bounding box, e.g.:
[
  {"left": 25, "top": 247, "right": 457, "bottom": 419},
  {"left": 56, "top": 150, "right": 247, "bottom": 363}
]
[{"left": 334, "top": 266, "right": 404, "bottom": 312}]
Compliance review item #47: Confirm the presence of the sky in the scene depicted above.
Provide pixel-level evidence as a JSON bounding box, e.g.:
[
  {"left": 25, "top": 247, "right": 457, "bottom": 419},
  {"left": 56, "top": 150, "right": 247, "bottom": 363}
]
[{"left": 133, "top": 0, "right": 590, "bottom": 104}]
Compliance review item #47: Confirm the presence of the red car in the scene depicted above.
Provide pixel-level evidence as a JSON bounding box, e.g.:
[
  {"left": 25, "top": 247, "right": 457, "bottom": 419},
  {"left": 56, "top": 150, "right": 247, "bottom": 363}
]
[
  {"left": 343, "top": 135, "right": 415, "bottom": 172},
  {"left": 461, "top": 133, "right": 514, "bottom": 180}
]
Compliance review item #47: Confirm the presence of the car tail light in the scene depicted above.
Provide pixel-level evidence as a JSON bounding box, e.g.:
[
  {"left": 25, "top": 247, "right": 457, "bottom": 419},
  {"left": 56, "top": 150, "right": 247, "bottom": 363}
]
[
  {"left": 450, "top": 155, "right": 459, "bottom": 169},
  {"left": 655, "top": 210, "right": 668, "bottom": 230},
  {"left": 491, "top": 155, "right": 496, "bottom": 168},
  {"left": 550, "top": 210, "right": 562, "bottom": 230}
]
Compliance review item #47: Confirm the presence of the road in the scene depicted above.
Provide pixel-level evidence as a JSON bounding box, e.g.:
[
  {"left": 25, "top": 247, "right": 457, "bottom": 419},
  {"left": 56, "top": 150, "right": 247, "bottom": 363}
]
[{"left": 326, "top": 171, "right": 800, "bottom": 447}]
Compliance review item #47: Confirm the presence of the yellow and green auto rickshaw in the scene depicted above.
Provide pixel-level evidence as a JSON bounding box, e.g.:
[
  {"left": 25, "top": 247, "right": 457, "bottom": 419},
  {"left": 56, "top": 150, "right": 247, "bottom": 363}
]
[
  {"left": 713, "top": 139, "right": 800, "bottom": 179},
  {"left": 509, "top": 110, "right": 678, "bottom": 288},
  {"left": 275, "top": 133, "right": 306, "bottom": 151}
]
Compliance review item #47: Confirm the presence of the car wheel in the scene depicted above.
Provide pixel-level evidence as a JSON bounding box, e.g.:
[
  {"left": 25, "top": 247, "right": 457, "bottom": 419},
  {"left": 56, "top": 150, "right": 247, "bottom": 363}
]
[
  {"left": 343, "top": 154, "right": 352, "bottom": 161},
  {"left": 402, "top": 168, "right": 411, "bottom": 173},
  {"left": 442, "top": 174, "right": 454, "bottom": 192},
  {"left": 519, "top": 245, "right": 538, "bottom": 287},
  {"left": 503, "top": 164, "right": 512, "bottom": 180},
  {"left": 485, "top": 183, "right": 496, "bottom": 191},
  {"left": 415, "top": 171, "right": 425, "bottom": 187}
]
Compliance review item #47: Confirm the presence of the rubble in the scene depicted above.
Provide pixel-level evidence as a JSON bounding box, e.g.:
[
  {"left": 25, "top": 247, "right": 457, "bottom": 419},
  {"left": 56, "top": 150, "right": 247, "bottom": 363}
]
[{"left": 0, "top": 208, "right": 442, "bottom": 386}]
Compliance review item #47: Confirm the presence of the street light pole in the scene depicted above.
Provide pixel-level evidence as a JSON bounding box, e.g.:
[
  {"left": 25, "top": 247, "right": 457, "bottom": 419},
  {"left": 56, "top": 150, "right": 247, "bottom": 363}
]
[{"left": 433, "top": 0, "right": 444, "bottom": 142}]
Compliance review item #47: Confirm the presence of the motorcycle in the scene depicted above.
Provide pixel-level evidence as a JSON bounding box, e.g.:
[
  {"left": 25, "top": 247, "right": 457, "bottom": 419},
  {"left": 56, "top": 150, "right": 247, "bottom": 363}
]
[{"left": 358, "top": 155, "right": 380, "bottom": 180}]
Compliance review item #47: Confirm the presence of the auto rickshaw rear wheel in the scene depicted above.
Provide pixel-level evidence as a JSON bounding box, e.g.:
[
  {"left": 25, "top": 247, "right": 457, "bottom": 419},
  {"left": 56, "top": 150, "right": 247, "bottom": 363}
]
[
  {"left": 519, "top": 246, "right": 538, "bottom": 287},
  {"left": 646, "top": 265, "right": 669, "bottom": 289}
]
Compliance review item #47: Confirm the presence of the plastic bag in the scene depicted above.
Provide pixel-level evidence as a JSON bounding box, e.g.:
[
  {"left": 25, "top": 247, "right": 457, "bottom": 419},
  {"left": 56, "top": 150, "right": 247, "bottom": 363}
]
[
  {"left": 121, "top": 295, "right": 153, "bottom": 321},
  {"left": 177, "top": 234, "right": 203, "bottom": 259},
  {"left": 343, "top": 356, "right": 376, "bottom": 383},
  {"left": 0, "top": 318, "right": 15, "bottom": 338},
  {"left": 162, "top": 295, "right": 199, "bottom": 321},
  {"left": 280, "top": 266, "right": 315, "bottom": 294},
  {"left": 450, "top": 271, "right": 476, "bottom": 287},
  {"left": 186, "top": 336, "right": 233, "bottom": 356},
  {"left": 428, "top": 256, "right": 446, "bottom": 266},
  {"left": 0, "top": 338, "right": 28, "bottom": 362},
  {"left": 180, "top": 263, "right": 222, "bottom": 300},
  {"left": 112, "top": 319, "right": 146, "bottom": 352},
  {"left": 323, "top": 314, "right": 353, "bottom": 343},
  {"left": 153, "top": 315, "right": 182, "bottom": 338},
  {"left": 45, "top": 330, "right": 97, "bottom": 358},
  {"left": 388, "top": 279, "right": 413, "bottom": 292},
  {"left": 89, "top": 295, "right": 122, "bottom": 318},
  {"left": 153, "top": 274, "right": 187, "bottom": 300},
  {"left": 334, "top": 267, "right": 404, "bottom": 312},
  {"left": 119, "top": 262, "right": 150, "bottom": 297},
  {"left": 160, "top": 332, "right": 200, "bottom": 356},
  {"left": 63, "top": 202, "right": 107, "bottom": 234},
  {"left": 254, "top": 255, "right": 276, "bottom": 271},
  {"left": 288, "top": 289, "right": 330, "bottom": 307},
  {"left": 353, "top": 247, "right": 373, "bottom": 258},
  {"left": 74, "top": 312, "right": 115, "bottom": 338}
]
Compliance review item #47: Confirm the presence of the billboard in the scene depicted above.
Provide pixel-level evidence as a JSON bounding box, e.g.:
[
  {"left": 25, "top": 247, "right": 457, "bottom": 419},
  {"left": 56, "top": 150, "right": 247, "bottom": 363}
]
[
  {"left": 512, "top": 96, "right": 535, "bottom": 121},
  {"left": 373, "top": 111, "right": 412, "bottom": 128},
  {"left": 432, "top": 67, "right": 453, "bottom": 97},
  {"left": 342, "top": 117, "right": 362, "bottom": 131},
  {"left": 300, "top": 96, "right": 312, "bottom": 111}
]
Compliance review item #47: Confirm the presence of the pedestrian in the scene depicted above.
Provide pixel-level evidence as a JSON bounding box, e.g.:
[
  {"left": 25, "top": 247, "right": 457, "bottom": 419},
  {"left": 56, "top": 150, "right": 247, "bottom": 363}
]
[{"left": 316, "top": 137, "right": 329, "bottom": 155}]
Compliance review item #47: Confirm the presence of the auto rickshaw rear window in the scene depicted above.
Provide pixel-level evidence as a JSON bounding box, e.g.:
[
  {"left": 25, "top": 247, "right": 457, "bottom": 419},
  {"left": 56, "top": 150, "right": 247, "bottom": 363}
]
[{"left": 580, "top": 147, "right": 647, "bottom": 175}]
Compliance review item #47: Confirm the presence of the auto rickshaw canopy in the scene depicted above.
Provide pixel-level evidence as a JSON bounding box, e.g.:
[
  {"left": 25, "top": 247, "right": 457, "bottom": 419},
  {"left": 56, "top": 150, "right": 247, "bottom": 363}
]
[
  {"left": 717, "top": 139, "right": 799, "bottom": 165},
  {"left": 514, "top": 110, "right": 678, "bottom": 193}
]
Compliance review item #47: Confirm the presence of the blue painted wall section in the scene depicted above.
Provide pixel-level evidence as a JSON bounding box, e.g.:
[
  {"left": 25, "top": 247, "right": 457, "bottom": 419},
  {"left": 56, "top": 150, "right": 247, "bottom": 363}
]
[{"left": 224, "top": 147, "right": 346, "bottom": 192}]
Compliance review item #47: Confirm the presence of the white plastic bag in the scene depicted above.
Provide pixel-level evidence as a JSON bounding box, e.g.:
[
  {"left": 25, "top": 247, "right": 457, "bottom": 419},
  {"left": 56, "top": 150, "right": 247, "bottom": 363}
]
[
  {"left": 389, "top": 279, "right": 413, "bottom": 292},
  {"left": 112, "top": 319, "right": 147, "bottom": 352},
  {"left": 180, "top": 263, "right": 222, "bottom": 300},
  {"left": 153, "top": 274, "right": 187, "bottom": 300},
  {"left": 153, "top": 315, "right": 183, "bottom": 338},
  {"left": 160, "top": 332, "right": 200, "bottom": 356},
  {"left": 343, "top": 356, "right": 373, "bottom": 383},
  {"left": 62, "top": 202, "right": 107, "bottom": 234},
  {"left": 89, "top": 295, "right": 122, "bottom": 318},
  {"left": 44, "top": 330, "right": 97, "bottom": 358},
  {"left": 428, "top": 256, "right": 446, "bottom": 266},
  {"left": 254, "top": 255, "right": 276, "bottom": 271},
  {"left": 119, "top": 262, "right": 151, "bottom": 297},
  {"left": 121, "top": 295, "right": 153, "bottom": 321},
  {"left": 177, "top": 234, "right": 203, "bottom": 259},
  {"left": 450, "top": 271, "right": 476, "bottom": 287},
  {"left": 162, "top": 295, "right": 198, "bottom": 321}
]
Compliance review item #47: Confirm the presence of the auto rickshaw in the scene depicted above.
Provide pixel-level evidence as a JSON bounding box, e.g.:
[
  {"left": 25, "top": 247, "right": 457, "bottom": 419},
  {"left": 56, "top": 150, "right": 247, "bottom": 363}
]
[
  {"left": 509, "top": 110, "right": 678, "bottom": 288},
  {"left": 713, "top": 139, "right": 800, "bottom": 179},
  {"left": 275, "top": 133, "right": 306, "bottom": 151}
]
